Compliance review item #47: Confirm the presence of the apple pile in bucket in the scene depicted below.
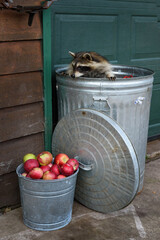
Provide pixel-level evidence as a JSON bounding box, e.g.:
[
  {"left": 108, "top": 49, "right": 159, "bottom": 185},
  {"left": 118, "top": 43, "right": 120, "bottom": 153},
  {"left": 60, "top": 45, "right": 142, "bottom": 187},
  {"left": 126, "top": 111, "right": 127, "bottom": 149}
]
[{"left": 21, "top": 152, "right": 79, "bottom": 180}]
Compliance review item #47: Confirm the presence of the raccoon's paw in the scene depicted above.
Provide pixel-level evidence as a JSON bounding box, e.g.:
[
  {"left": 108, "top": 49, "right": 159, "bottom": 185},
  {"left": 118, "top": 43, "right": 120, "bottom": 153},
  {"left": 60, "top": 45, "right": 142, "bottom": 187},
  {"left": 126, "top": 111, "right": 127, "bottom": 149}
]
[
  {"left": 108, "top": 76, "right": 116, "bottom": 81},
  {"left": 106, "top": 72, "right": 116, "bottom": 81}
]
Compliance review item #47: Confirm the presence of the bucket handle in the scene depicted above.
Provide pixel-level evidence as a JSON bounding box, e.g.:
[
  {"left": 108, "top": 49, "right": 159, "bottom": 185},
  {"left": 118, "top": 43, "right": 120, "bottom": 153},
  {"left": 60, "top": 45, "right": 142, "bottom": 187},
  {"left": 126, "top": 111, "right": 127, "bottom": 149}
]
[{"left": 74, "top": 156, "right": 93, "bottom": 171}]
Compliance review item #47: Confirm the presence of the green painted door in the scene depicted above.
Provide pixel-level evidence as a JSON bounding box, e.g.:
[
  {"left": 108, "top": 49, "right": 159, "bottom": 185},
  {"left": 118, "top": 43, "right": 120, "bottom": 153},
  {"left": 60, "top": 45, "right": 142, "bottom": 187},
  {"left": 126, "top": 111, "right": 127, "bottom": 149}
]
[{"left": 43, "top": 0, "right": 160, "bottom": 149}]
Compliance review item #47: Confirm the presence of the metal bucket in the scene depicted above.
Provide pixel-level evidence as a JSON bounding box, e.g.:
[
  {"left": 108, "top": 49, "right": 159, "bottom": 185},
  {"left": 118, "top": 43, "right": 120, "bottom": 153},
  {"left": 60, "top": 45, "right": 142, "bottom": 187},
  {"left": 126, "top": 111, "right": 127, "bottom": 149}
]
[
  {"left": 56, "top": 65, "right": 154, "bottom": 192},
  {"left": 16, "top": 163, "right": 79, "bottom": 231}
]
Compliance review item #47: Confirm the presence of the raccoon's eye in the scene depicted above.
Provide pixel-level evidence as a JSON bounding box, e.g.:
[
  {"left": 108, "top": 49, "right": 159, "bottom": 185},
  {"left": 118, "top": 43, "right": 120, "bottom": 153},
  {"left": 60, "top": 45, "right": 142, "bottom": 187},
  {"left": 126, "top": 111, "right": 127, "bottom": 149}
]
[{"left": 77, "top": 66, "right": 90, "bottom": 71}]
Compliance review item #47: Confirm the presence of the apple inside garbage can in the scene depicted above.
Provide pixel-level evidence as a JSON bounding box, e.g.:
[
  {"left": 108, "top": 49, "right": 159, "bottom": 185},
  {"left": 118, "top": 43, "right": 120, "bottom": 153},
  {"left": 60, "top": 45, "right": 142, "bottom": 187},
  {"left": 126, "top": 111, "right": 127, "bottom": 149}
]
[
  {"left": 37, "top": 151, "right": 53, "bottom": 166},
  {"left": 21, "top": 172, "right": 27, "bottom": 177},
  {"left": 29, "top": 167, "right": 43, "bottom": 179},
  {"left": 43, "top": 171, "right": 57, "bottom": 180},
  {"left": 57, "top": 174, "right": 66, "bottom": 179},
  {"left": 67, "top": 158, "right": 79, "bottom": 171},
  {"left": 23, "top": 153, "right": 36, "bottom": 163},
  {"left": 54, "top": 153, "right": 69, "bottom": 167},
  {"left": 47, "top": 163, "right": 53, "bottom": 168},
  {"left": 24, "top": 159, "right": 39, "bottom": 173},
  {"left": 40, "top": 165, "right": 51, "bottom": 173},
  {"left": 51, "top": 164, "right": 61, "bottom": 176},
  {"left": 61, "top": 163, "right": 74, "bottom": 176}
]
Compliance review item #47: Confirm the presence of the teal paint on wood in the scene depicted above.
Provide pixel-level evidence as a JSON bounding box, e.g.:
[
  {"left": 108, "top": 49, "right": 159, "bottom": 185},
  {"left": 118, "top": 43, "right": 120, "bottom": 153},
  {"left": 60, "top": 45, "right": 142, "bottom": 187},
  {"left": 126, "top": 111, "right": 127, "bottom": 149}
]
[
  {"left": 43, "top": 0, "right": 160, "bottom": 138},
  {"left": 43, "top": 8, "right": 52, "bottom": 151}
]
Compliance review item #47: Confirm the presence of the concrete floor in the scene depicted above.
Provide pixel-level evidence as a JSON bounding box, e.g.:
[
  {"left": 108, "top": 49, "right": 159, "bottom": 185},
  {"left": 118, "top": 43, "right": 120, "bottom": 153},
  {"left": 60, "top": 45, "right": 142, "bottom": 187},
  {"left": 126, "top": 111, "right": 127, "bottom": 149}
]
[{"left": 0, "top": 141, "right": 160, "bottom": 240}]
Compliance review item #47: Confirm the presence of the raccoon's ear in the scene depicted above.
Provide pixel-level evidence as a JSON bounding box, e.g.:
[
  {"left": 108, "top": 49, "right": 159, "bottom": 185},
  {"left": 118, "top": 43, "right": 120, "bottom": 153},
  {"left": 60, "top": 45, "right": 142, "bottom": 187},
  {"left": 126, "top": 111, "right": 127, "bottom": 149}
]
[
  {"left": 69, "top": 51, "right": 76, "bottom": 58},
  {"left": 83, "top": 53, "right": 92, "bottom": 61}
]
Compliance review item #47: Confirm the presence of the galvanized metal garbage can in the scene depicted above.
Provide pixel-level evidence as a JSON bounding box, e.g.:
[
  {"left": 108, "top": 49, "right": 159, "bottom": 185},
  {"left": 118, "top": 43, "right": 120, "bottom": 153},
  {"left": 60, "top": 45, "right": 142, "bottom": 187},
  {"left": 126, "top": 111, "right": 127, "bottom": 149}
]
[
  {"left": 55, "top": 65, "right": 154, "bottom": 194},
  {"left": 16, "top": 163, "right": 79, "bottom": 231},
  {"left": 52, "top": 65, "right": 154, "bottom": 214}
]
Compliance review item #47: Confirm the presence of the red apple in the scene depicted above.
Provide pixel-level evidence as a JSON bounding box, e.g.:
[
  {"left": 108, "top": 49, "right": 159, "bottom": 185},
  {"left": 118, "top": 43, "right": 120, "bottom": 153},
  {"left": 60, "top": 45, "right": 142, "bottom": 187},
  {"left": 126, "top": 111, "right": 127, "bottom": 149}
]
[
  {"left": 67, "top": 159, "right": 79, "bottom": 171},
  {"left": 26, "top": 174, "right": 31, "bottom": 178},
  {"left": 57, "top": 174, "right": 66, "bottom": 179},
  {"left": 23, "top": 153, "right": 36, "bottom": 163},
  {"left": 29, "top": 167, "right": 43, "bottom": 179},
  {"left": 24, "top": 159, "right": 39, "bottom": 172},
  {"left": 54, "top": 153, "right": 69, "bottom": 167},
  {"left": 40, "top": 165, "right": 50, "bottom": 173},
  {"left": 47, "top": 163, "right": 53, "bottom": 168},
  {"left": 61, "top": 163, "right": 74, "bottom": 176},
  {"left": 43, "top": 171, "right": 57, "bottom": 180},
  {"left": 37, "top": 151, "right": 53, "bottom": 166},
  {"left": 51, "top": 164, "right": 61, "bottom": 176},
  {"left": 21, "top": 172, "right": 27, "bottom": 177}
]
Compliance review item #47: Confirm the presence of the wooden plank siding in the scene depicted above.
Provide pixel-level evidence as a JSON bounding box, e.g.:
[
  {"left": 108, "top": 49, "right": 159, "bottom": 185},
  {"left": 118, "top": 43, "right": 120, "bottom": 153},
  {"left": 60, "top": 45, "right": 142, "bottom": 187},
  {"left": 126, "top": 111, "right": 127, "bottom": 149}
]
[
  {"left": 0, "top": 171, "right": 20, "bottom": 208},
  {"left": 0, "top": 41, "right": 43, "bottom": 75},
  {"left": 0, "top": 102, "right": 44, "bottom": 142},
  {"left": 0, "top": 72, "right": 43, "bottom": 108},
  {"left": 1, "top": 0, "right": 44, "bottom": 7},
  {"left": 0, "top": 10, "right": 42, "bottom": 41},
  {"left": 0, "top": 10, "right": 45, "bottom": 208}
]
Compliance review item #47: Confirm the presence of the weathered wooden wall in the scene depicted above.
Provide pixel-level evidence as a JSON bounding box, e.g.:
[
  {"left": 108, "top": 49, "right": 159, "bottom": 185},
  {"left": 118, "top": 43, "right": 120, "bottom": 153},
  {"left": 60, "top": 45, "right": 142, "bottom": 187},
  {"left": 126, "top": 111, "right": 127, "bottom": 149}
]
[{"left": 0, "top": 10, "right": 44, "bottom": 208}]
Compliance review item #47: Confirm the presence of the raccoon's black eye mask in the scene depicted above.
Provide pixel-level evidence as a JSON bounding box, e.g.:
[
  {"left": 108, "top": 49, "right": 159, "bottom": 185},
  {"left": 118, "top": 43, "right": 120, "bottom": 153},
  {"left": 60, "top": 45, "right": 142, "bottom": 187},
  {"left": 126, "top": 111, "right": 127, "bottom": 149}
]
[{"left": 77, "top": 66, "right": 91, "bottom": 72}]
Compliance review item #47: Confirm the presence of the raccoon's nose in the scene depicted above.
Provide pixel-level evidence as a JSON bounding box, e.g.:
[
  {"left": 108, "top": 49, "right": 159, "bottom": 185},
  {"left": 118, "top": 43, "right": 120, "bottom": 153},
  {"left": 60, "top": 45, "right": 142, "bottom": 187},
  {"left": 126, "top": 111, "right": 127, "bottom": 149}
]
[{"left": 71, "top": 74, "right": 75, "bottom": 78}]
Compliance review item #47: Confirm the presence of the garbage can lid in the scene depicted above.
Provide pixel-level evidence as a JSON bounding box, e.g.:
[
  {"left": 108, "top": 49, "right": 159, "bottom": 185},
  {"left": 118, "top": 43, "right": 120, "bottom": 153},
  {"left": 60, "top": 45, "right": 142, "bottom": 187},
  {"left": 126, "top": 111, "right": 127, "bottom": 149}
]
[{"left": 52, "top": 108, "right": 139, "bottom": 213}]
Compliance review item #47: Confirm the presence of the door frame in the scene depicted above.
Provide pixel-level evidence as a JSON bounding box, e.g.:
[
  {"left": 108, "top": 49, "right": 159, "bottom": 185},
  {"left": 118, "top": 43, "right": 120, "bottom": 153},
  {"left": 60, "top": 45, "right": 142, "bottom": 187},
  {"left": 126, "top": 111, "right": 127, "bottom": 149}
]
[{"left": 43, "top": 8, "right": 52, "bottom": 151}]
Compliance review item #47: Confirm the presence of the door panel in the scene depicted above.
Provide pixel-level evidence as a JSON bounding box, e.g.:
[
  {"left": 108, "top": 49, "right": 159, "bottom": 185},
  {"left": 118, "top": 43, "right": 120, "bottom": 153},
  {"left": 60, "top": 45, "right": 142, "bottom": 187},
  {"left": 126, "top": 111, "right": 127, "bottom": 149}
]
[
  {"left": 49, "top": 0, "right": 160, "bottom": 137},
  {"left": 131, "top": 16, "right": 160, "bottom": 60},
  {"left": 54, "top": 14, "right": 118, "bottom": 63}
]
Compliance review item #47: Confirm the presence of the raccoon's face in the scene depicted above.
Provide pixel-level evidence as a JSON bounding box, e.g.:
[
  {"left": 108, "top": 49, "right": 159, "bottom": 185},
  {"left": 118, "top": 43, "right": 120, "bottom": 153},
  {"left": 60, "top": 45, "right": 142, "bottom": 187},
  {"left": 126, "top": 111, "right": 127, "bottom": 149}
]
[
  {"left": 68, "top": 51, "right": 93, "bottom": 78},
  {"left": 71, "top": 63, "right": 91, "bottom": 78}
]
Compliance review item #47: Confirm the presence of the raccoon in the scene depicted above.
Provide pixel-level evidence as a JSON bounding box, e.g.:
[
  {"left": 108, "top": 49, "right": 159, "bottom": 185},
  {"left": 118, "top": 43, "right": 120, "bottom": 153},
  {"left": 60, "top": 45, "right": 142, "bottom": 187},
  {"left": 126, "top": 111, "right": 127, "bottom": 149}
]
[{"left": 67, "top": 51, "right": 116, "bottom": 80}]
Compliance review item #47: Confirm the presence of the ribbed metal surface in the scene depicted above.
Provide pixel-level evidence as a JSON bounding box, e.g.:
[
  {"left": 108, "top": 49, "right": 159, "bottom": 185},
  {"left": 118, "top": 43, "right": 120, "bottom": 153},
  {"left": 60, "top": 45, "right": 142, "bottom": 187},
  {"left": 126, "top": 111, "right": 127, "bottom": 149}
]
[
  {"left": 52, "top": 109, "right": 139, "bottom": 213},
  {"left": 56, "top": 65, "right": 154, "bottom": 191},
  {"left": 16, "top": 163, "right": 78, "bottom": 231}
]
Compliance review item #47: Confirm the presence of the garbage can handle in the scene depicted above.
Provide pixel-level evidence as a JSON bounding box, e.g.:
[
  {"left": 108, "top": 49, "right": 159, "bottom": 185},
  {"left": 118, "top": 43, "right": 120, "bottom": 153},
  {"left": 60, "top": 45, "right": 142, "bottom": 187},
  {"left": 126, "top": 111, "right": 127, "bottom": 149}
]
[
  {"left": 93, "top": 96, "right": 108, "bottom": 101},
  {"left": 93, "top": 96, "right": 111, "bottom": 110},
  {"left": 74, "top": 156, "right": 93, "bottom": 171}
]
